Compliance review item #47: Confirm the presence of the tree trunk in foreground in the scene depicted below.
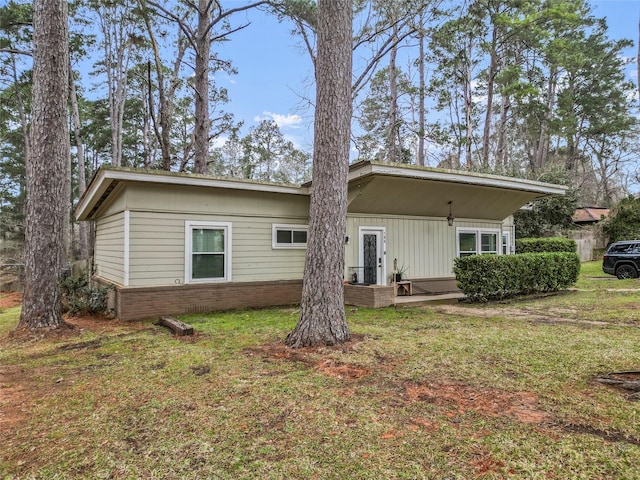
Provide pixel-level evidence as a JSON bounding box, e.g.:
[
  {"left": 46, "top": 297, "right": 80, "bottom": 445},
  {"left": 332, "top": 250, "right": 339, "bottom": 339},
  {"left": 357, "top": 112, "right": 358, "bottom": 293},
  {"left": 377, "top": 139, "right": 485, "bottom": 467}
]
[
  {"left": 17, "top": 0, "right": 70, "bottom": 330},
  {"left": 286, "top": 0, "right": 352, "bottom": 348}
]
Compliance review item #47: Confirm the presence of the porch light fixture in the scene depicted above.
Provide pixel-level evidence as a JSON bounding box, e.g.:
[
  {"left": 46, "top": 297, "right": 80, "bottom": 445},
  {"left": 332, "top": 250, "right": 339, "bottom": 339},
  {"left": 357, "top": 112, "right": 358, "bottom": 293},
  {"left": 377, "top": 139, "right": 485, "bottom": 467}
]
[{"left": 447, "top": 201, "right": 454, "bottom": 227}]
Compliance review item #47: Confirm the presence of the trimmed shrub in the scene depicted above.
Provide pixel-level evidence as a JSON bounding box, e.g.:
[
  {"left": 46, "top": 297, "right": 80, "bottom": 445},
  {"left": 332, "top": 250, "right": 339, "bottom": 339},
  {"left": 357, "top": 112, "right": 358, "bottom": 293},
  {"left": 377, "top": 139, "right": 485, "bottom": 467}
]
[
  {"left": 453, "top": 252, "right": 580, "bottom": 302},
  {"left": 515, "top": 237, "right": 576, "bottom": 254}
]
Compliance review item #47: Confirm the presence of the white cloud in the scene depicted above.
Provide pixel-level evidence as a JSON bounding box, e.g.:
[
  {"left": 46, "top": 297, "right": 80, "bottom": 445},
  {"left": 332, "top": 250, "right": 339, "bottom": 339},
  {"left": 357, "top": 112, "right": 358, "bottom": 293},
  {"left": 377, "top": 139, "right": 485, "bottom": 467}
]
[
  {"left": 211, "top": 135, "right": 228, "bottom": 149},
  {"left": 253, "top": 111, "right": 303, "bottom": 129}
]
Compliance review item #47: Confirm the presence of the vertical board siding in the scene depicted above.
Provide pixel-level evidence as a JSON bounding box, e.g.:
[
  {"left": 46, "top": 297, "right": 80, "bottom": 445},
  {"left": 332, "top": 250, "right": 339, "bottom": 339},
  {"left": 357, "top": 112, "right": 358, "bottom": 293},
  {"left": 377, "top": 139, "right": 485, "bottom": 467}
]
[
  {"left": 94, "top": 212, "right": 125, "bottom": 284},
  {"left": 128, "top": 211, "right": 307, "bottom": 287},
  {"left": 346, "top": 215, "right": 504, "bottom": 283}
]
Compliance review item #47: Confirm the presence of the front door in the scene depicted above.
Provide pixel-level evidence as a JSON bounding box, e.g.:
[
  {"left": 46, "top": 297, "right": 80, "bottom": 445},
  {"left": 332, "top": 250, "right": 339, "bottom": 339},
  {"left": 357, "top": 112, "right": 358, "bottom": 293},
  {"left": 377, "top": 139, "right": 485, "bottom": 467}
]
[{"left": 359, "top": 227, "right": 386, "bottom": 285}]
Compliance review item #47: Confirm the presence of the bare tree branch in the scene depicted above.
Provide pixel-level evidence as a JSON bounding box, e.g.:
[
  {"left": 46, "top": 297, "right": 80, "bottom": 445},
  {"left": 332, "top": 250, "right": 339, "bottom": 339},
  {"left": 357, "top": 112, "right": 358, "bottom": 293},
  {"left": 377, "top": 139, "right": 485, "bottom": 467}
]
[{"left": 0, "top": 47, "right": 32, "bottom": 56}]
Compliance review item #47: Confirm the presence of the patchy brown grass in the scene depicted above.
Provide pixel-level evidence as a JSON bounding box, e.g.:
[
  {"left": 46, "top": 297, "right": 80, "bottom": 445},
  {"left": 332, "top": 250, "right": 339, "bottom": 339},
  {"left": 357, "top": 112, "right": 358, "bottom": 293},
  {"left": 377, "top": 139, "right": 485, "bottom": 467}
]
[
  {"left": 2, "top": 274, "right": 640, "bottom": 478},
  {"left": 403, "top": 381, "right": 548, "bottom": 424}
]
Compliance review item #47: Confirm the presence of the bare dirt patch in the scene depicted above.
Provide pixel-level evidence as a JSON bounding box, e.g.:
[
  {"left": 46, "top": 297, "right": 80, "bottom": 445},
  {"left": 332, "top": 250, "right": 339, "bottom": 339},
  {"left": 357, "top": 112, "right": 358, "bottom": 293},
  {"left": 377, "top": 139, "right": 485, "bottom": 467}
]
[
  {"left": 404, "top": 380, "right": 548, "bottom": 424},
  {"left": 247, "top": 335, "right": 371, "bottom": 380},
  {"left": 316, "top": 359, "right": 370, "bottom": 379},
  {"left": 3, "top": 313, "right": 150, "bottom": 344},
  {"left": 0, "top": 366, "right": 30, "bottom": 430},
  {"left": 470, "top": 446, "right": 513, "bottom": 476},
  {"left": 0, "top": 291, "right": 22, "bottom": 310},
  {"left": 247, "top": 334, "right": 366, "bottom": 360}
]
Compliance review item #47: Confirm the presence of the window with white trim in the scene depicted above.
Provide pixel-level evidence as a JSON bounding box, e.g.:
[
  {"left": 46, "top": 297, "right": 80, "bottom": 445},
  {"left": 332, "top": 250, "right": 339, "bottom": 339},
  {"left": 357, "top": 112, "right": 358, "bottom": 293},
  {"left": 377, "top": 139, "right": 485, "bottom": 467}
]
[
  {"left": 272, "top": 224, "right": 308, "bottom": 249},
  {"left": 185, "top": 221, "right": 231, "bottom": 282},
  {"left": 502, "top": 232, "right": 511, "bottom": 255},
  {"left": 457, "top": 228, "right": 500, "bottom": 257}
]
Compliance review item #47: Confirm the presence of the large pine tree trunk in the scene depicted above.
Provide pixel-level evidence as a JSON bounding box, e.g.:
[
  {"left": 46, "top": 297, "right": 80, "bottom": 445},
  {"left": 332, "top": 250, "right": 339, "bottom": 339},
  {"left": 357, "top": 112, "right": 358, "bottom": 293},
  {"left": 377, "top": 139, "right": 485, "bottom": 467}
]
[
  {"left": 18, "top": 0, "right": 69, "bottom": 330},
  {"left": 481, "top": 26, "right": 498, "bottom": 170},
  {"left": 463, "top": 38, "right": 473, "bottom": 170},
  {"left": 388, "top": 23, "right": 399, "bottom": 163},
  {"left": 495, "top": 91, "right": 510, "bottom": 170},
  {"left": 533, "top": 67, "right": 556, "bottom": 172},
  {"left": 285, "top": 0, "right": 352, "bottom": 348},
  {"left": 417, "top": 27, "right": 425, "bottom": 167},
  {"left": 193, "top": 0, "right": 211, "bottom": 174},
  {"left": 70, "top": 70, "right": 90, "bottom": 260}
]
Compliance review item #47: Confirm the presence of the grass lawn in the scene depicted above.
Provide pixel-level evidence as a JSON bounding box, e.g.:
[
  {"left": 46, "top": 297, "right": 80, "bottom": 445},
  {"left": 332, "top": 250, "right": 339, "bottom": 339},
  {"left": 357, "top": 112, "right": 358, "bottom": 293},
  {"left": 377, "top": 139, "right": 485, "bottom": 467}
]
[{"left": 1, "top": 262, "right": 640, "bottom": 479}]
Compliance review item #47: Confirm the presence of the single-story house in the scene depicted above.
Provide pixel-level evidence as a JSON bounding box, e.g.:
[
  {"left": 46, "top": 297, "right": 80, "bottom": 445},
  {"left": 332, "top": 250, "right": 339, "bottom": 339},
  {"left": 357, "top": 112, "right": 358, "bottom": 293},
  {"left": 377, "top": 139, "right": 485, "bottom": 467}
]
[{"left": 75, "top": 160, "right": 566, "bottom": 320}]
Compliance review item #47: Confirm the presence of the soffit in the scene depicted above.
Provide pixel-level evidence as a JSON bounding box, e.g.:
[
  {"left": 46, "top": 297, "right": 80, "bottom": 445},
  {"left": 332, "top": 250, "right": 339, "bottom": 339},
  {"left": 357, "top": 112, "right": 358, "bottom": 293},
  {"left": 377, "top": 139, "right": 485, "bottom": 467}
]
[{"left": 347, "top": 173, "right": 561, "bottom": 220}]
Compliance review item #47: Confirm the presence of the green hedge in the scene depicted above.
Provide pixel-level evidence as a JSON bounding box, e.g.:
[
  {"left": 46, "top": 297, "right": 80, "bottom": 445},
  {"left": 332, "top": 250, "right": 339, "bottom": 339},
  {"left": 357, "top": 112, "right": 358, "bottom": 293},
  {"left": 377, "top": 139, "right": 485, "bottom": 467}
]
[
  {"left": 453, "top": 252, "right": 580, "bottom": 302},
  {"left": 515, "top": 237, "right": 576, "bottom": 253}
]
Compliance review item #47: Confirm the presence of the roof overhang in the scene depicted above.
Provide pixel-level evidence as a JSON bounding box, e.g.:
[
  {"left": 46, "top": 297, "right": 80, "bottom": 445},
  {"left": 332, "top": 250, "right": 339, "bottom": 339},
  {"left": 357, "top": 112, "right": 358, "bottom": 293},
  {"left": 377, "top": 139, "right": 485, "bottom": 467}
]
[
  {"left": 75, "top": 167, "right": 309, "bottom": 221},
  {"left": 345, "top": 161, "right": 567, "bottom": 220},
  {"left": 76, "top": 162, "right": 567, "bottom": 223}
]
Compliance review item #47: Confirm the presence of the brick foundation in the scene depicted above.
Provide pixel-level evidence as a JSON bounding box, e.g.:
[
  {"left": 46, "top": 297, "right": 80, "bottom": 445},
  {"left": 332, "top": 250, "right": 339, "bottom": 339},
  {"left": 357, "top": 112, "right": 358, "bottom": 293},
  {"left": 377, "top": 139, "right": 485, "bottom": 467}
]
[
  {"left": 93, "top": 276, "right": 459, "bottom": 321},
  {"left": 344, "top": 284, "right": 394, "bottom": 308},
  {"left": 103, "top": 279, "right": 303, "bottom": 321}
]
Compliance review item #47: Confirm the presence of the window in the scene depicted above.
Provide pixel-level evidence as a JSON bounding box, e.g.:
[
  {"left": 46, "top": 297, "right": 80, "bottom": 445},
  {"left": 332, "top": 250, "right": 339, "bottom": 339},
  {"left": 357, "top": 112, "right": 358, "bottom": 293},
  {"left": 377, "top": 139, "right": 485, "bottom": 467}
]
[
  {"left": 457, "top": 228, "right": 500, "bottom": 257},
  {"left": 459, "top": 232, "right": 478, "bottom": 256},
  {"left": 481, "top": 233, "right": 497, "bottom": 253},
  {"left": 272, "top": 224, "right": 308, "bottom": 249},
  {"left": 185, "top": 222, "right": 231, "bottom": 282},
  {"left": 502, "top": 232, "right": 511, "bottom": 255}
]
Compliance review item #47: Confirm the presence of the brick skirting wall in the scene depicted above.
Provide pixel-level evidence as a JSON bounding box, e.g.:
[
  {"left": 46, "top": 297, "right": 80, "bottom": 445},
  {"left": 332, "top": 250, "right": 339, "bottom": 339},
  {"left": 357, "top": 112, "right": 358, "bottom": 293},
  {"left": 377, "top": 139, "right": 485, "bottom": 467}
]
[
  {"left": 343, "top": 284, "right": 394, "bottom": 308},
  {"left": 93, "top": 276, "right": 459, "bottom": 321},
  {"left": 96, "top": 279, "right": 302, "bottom": 321}
]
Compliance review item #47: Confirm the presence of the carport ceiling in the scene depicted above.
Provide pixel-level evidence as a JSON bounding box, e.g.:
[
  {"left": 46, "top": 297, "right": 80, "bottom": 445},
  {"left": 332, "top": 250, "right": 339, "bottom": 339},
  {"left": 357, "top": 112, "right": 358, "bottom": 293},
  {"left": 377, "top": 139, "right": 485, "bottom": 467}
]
[{"left": 346, "top": 162, "right": 566, "bottom": 221}]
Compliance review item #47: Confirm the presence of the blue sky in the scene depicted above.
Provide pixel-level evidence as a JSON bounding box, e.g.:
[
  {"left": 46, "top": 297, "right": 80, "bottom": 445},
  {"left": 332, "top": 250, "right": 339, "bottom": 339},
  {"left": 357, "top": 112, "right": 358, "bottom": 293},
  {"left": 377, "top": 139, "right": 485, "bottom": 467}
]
[
  {"left": 214, "top": 1, "right": 640, "bottom": 154},
  {"left": 214, "top": 6, "right": 315, "bottom": 151}
]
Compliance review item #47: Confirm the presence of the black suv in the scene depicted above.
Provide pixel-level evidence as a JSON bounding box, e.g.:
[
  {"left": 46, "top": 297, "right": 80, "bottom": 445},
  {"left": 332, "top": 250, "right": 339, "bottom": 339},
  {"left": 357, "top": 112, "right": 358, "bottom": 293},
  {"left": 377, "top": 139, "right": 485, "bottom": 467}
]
[{"left": 602, "top": 240, "right": 640, "bottom": 279}]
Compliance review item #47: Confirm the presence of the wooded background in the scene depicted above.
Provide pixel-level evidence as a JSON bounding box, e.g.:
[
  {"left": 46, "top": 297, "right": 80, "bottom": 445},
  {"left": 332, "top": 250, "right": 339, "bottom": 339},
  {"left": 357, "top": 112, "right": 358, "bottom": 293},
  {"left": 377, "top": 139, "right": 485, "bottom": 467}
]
[{"left": 1, "top": 0, "right": 638, "bottom": 259}]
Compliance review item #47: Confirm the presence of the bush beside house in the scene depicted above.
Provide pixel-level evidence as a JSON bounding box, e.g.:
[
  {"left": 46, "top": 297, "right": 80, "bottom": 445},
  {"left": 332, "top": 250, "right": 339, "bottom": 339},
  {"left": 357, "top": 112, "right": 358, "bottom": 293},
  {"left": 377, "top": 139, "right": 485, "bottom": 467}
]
[
  {"left": 454, "top": 252, "right": 580, "bottom": 302},
  {"left": 515, "top": 237, "right": 577, "bottom": 254}
]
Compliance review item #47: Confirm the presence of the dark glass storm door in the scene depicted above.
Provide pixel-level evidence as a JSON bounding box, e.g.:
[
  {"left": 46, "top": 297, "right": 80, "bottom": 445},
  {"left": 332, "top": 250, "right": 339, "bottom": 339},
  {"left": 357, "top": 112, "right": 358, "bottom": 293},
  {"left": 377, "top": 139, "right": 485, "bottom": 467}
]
[
  {"left": 359, "top": 227, "right": 385, "bottom": 285},
  {"left": 363, "top": 233, "right": 378, "bottom": 284}
]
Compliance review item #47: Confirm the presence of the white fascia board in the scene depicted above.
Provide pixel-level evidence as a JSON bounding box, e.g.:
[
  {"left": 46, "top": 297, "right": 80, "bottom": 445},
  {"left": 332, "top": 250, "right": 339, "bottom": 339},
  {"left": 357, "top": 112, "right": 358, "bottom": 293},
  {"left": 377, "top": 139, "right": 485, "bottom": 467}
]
[
  {"left": 76, "top": 168, "right": 310, "bottom": 220},
  {"left": 101, "top": 169, "right": 310, "bottom": 195},
  {"left": 348, "top": 162, "right": 567, "bottom": 196},
  {"left": 75, "top": 168, "right": 113, "bottom": 220}
]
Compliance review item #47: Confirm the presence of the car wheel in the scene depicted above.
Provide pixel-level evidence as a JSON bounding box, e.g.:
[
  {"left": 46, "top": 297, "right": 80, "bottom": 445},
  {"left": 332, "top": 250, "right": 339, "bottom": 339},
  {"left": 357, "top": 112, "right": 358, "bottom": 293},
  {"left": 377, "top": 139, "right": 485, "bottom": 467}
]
[{"left": 615, "top": 264, "right": 639, "bottom": 279}]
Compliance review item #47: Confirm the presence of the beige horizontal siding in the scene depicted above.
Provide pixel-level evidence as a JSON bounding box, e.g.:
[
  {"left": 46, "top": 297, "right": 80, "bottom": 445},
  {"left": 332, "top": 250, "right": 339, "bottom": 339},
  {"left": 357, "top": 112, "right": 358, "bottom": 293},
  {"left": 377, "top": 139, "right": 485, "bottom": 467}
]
[
  {"left": 94, "top": 212, "right": 125, "bottom": 285},
  {"left": 124, "top": 183, "right": 309, "bottom": 218},
  {"left": 127, "top": 211, "right": 307, "bottom": 287}
]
